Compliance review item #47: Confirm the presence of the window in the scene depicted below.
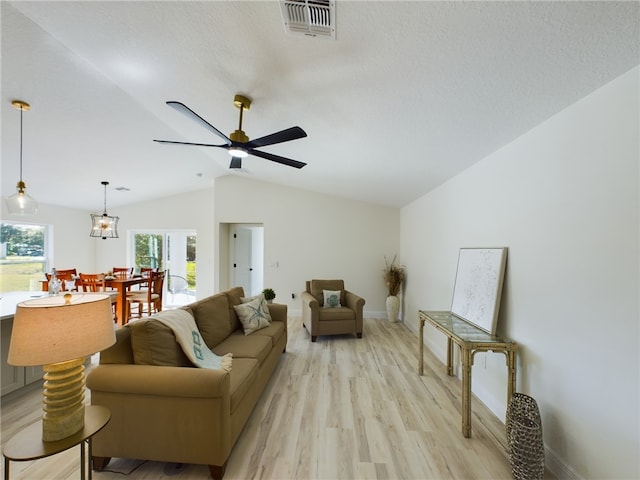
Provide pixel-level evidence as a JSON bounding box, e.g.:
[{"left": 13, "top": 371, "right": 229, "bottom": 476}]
[
  {"left": 0, "top": 222, "right": 49, "bottom": 293},
  {"left": 130, "top": 230, "right": 196, "bottom": 306}
]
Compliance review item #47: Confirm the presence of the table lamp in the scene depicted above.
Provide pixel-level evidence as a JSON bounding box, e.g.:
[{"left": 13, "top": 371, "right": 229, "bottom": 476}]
[{"left": 8, "top": 293, "right": 116, "bottom": 442}]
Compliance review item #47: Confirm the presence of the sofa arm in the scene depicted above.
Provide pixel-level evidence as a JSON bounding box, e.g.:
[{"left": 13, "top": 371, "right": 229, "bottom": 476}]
[
  {"left": 301, "top": 291, "right": 318, "bottom": 328},
  {"left": 87, "top": 364, "right": 230, "bottom": 398},
  {"left": 344, "top": 290, "right": 365, "bottom": 313},
  {"left": 267, "top": 303, "right": 287, "bottom": 323}
]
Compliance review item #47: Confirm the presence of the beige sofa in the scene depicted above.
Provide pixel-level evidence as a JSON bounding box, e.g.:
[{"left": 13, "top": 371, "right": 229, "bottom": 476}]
[{"left": 86, "top": 287, "right": 287, "bottom": 479}]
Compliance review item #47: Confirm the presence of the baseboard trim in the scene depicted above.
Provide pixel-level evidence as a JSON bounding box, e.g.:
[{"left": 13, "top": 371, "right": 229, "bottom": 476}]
[{"left": 545, "top": 444, "right": 583, "bottom": 480}]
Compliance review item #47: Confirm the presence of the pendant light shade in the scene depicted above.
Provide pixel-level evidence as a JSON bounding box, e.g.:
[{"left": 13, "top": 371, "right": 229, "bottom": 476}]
[
  {"left": 6, "top": 100, "right": 38, "bottom": 215},
  {"left": 90, "top": 181, "right": 119, "bottom": 239}
]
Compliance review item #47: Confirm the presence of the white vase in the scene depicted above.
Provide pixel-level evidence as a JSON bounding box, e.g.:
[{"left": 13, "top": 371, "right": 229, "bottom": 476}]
[{"left": 386, "top": 295, "right": 400, "bottom": 323}]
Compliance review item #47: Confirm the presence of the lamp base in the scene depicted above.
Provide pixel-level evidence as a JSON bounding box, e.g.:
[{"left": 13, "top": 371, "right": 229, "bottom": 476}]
[{"left": 42, "top": 357, "right": 86, "bottom": 442}]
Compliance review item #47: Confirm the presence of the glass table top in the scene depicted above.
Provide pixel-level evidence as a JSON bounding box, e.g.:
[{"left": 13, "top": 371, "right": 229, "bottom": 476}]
[{"left": 419, "top": 310, "right": 514, "bottom": 344}]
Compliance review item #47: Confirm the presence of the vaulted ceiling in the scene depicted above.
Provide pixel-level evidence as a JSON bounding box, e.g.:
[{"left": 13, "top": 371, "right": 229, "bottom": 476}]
[{"left": 2, "top": 1, "right": 638, "bottom": 211}]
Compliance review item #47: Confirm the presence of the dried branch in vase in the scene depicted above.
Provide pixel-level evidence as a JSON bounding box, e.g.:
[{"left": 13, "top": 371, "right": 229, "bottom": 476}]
[{"left": 384, "top": 255, "right": 406, "bottom": 296}]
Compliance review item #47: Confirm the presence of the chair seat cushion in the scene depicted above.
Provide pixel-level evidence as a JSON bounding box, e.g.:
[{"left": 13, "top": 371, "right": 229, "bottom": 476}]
[
  {"left": 128, "top": 292, "right": 159, "bottom": 302},
  {"left": 318, "top": 306, "right": 356, "bottom": 321}
]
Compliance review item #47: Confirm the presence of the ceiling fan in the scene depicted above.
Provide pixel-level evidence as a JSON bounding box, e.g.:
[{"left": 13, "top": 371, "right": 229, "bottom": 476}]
[{"left": 154, "top": 94, "right": 307, "bottom": 169}]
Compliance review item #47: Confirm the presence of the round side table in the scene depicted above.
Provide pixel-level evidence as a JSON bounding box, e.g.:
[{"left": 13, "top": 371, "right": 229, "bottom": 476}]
[{"left": 3, "top": 405, "right": 110, "bottom": 480}]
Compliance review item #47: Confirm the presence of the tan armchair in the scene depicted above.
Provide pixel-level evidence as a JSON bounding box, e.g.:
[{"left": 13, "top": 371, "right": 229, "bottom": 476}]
[{"left": 301, "top": 279, "right": 365, "bottom": 342}]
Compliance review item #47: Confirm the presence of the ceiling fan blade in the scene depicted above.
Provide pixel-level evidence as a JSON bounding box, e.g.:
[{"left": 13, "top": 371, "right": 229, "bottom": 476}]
[
  {"left": 166, "top": 101, "right": 231, "bottom": 145},
  {"left": 249, "top": 149, "right": 307, "bottom": 169},
  {"left": 229, "top": 157, "right": 242, "bottom": 169},
  {"left": 245, "top": 126, "right": 307, "bottom": 149},
  {"left": 153, "top": 139, "right": 229, "bottom": 148}
]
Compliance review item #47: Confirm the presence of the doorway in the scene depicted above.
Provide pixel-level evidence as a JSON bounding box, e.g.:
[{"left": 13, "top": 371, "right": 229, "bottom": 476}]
[
  {"left": 229, "top": 224, "right": 264, "bottom": 296},
  {"left": 129, "top": 230, "right": 196, "bottom": 306}
]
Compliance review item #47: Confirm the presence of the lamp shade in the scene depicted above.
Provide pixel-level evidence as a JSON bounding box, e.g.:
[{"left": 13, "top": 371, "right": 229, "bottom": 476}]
[
  {"left": 6, "top": 183, "right": 38, "bottom": 215},
  {"left": 8, "top": 294, "right": 116, "bottom": 366}
]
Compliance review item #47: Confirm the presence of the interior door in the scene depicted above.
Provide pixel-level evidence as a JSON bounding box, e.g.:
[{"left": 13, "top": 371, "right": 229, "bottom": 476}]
[
  {"left": 232, "top": 226, "right": 253, "bottom": 294},
  {"left": 230, "top": 224, "right": 264, "bottom": 296}
]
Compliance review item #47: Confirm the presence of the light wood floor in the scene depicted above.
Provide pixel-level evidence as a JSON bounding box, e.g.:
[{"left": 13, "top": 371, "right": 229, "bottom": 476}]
[{"left": 1, "top": 316, "right": 545, "bottom": 479}]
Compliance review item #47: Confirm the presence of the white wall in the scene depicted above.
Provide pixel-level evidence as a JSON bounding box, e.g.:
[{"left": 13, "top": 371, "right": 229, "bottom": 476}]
[
  {"left": 87, "top": 177, "right": 400, "bottom": 316},
  {"left": 401, "top": 67, "right": 639, "bottom": 479},
  {"left": 94, "top": 188, "right": 216, "bottom": 297},
  {"left": 215, "top": 175, "right": 400, "bottom": 315},
  {"left": 1, "top": 202, "right": 95, "bottom": 274}
]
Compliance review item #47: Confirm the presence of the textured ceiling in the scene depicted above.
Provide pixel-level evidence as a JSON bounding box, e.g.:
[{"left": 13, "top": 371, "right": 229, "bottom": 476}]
[{"left": 2, "top": 1, "right": 638, "bottom": 211}]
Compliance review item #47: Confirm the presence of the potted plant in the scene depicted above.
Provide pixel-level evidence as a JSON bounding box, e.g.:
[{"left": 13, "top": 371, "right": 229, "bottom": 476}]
[
  {"left": 384, "top": 255, "right": 405, "bottom": 322},
  {"left": 262, "top": 288, "right": 276, "bottom": 303}
]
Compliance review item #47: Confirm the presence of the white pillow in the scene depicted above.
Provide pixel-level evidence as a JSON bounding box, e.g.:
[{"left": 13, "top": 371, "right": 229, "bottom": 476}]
[
  {"left": 323, "top": 289, "right": 342, "bottom": 308},
  {"left": 233, "top": 294, "right": 272, "bottom": 335}
]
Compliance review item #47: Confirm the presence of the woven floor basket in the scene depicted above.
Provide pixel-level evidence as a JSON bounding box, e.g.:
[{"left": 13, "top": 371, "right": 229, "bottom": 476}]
[{"left": 505, "top": 393, "right": 545, "bottom": 480}]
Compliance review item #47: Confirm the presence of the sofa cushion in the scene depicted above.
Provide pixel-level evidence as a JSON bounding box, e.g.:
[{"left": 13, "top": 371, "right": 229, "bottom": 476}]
[
  {"left": 310, "top": 279, "right": 345, "bottom": 306},
  {"left": 234, "top": 294, "right": 272, "bottom": 335},
  {"left": 99, "top": 327, "right": 134, "bottom": 364},
  {"left": 229, "top": 357, "right": 258, "bottom": 414},
  {"left": 213, "top": 331, "right": 272, "bottom": 365},
  {"left": 127, "top": 318, "right": 192, "bottom": 367},
  {"left": 225, "top": 286, "right": 245, "bottom": 332},
  {"left": 250, "top": 321, "right": 285, "bottom": 348},
  {"left": 184, "top": 293, "right": 233, "bottom": 349}
]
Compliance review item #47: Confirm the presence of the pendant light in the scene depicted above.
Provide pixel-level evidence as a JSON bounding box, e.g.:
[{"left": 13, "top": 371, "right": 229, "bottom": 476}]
[
  {"left": 90, "top": 181, "right": 119, "bottom": 239},
  {"left": 6, "top": 100, "right": 38, "bottom": 215}
]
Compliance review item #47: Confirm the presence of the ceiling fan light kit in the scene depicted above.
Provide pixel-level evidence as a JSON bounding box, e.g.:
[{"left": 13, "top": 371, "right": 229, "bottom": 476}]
[
  {"left": 154, "top": 93, "right": 308, "bottom": 170},
  {"left": 6, "top": 100, "right": 38, "bottom": 216}
]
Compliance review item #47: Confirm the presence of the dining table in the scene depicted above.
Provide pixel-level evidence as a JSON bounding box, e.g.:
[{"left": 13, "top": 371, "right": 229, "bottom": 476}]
[
  {"left": 105, "top": 275, "right": 148, "bottom": 326},
  {"left": 41, "top": 274, "right": 148, "bottom": 326}
]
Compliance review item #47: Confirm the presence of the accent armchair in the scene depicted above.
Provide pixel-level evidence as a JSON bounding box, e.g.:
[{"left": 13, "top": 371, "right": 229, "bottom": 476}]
[{"left": 301, "top": 279, "right": 365, "bottom": 342}]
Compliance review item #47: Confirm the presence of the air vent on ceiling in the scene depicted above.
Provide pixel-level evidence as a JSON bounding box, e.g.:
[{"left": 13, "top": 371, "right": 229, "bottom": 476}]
[{"left": 280, "top": 0, "right": 336, "bottom": 39}]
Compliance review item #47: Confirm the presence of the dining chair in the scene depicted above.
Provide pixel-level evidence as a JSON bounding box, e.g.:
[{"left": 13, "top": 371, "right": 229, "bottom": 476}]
[
  {"left": 112, "top": 267, "right": 133, "bottom": 278},
  {"left": 54, "top": 268, "right": 78, "bottom": 277},
  {"left": 110, "top": 267, "right": 134, "bottom": 294},
  {"left": 127, "top": 271, "right": 165, "bottom": 319},
  {"left": 131, "top": 267, "right": 156, "bottom": 292},
  {"left": 79, "top": 273, "right": 120, "bottom": 320},
  {"left": 46, "top": 271, "right": 78, "bottom": 291}
]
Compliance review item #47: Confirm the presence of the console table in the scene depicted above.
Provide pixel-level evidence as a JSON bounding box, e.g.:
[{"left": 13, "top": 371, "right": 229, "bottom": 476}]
[{"left": 418, "top": 310, "right": 518, "bottom": 438}]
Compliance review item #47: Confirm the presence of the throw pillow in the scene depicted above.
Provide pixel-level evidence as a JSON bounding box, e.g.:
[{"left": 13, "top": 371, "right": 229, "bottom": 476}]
[
  {"left": 233, "top": 294, "right": 272, "bottom": 335},
  {"left": 323, "top": 289, "right": 342, "bottom": 308}
]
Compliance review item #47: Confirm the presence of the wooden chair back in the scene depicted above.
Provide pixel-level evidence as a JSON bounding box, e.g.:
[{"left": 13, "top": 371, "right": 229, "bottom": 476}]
[
  {"left": 79, "top": 273, "right": 106, "bottom": 292},
  {"left": 151, "top": 271, "right": 165, "bottom": 296},
  {"left": 112, "top": 267, "right": 133, "bottom": 278},
  {"left": 46, "top": 271, "right": 78, "bottom": 291},
  {"left": 55, "top": 268, "right": 77, "bottom": 277}
]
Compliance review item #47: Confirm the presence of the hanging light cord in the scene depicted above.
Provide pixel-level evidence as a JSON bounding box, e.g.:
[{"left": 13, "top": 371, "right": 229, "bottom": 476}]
[
  {"left": 102, "top": 182, "right": 109, "bottom": 215},
  {"left": 18, "top": 106, "right": 24, "bottom": 183}
]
